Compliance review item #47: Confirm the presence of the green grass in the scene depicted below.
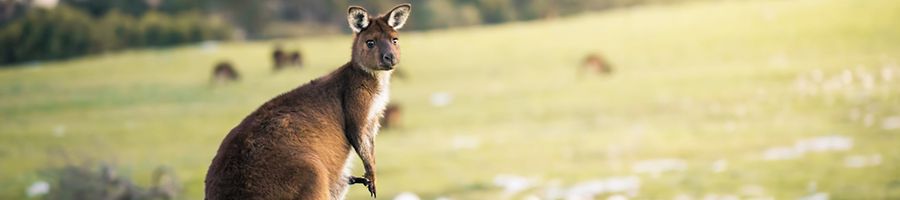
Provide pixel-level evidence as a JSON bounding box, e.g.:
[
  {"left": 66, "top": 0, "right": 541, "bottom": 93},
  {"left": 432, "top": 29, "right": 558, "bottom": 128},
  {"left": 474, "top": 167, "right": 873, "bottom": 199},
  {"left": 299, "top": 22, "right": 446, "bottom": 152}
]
[{"left": 2, "top": 0, "right": 900, "bottom": 199}]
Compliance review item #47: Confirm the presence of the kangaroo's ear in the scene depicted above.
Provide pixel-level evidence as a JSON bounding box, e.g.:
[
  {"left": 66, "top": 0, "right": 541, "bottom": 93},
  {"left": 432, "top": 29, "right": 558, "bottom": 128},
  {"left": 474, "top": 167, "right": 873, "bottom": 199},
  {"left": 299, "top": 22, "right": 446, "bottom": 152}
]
[
  {"left": 347, "top": 6, "right": 369, "bottom": 33},
  {"left": 386, "top": 4, "right": 411, "bottom": 30}
]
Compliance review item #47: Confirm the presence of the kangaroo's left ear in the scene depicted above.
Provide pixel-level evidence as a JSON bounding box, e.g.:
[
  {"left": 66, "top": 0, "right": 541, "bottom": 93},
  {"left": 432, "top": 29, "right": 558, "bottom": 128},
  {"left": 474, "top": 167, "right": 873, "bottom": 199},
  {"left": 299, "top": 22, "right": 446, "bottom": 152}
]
[
  {"left": 386, "top": 4, "right": 411, "bottom": 30},
  {"left": 347, "top": 6, "right": 369, "bottom": 33}
]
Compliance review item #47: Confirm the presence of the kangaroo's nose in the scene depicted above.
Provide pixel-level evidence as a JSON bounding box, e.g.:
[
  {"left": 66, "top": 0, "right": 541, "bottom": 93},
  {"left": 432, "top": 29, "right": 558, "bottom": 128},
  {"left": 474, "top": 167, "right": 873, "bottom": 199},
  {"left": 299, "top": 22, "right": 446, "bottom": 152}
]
[{"left": 382, "top": 53, "right": 395, "bottom": 66}]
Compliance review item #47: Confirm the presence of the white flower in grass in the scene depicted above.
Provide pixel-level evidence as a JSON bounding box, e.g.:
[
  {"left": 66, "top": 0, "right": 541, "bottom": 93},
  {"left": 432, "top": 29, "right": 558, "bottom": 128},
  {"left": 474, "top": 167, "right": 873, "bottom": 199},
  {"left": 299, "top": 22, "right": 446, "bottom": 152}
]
[
  {"left": 799, "top": 192, "right": 829, "bottom": 200},
  {"left": 739, "top": 184, "right": 766, "bottom": 197},
  {"left": 881, "top": 116, "right": 900, "bottom": 130},
  {"left": 566, "top": 176, "right": 640, "bottom": 200},
  {"left": 493, "top": 174, "right": 536, "bottom": 198},
  {"left": 844, "top": 154, "right": 882, "bottom": 168},
  {"left": 881, "top": 65, "right": 895, "bottom": 82},
  {"left": 26, "top": 181, "right": 49, "bottom": 198},
  {"left": 763, "top": 146, "right": 801, "bottom": 161},
  {"left": 430, "top": 92, "right": 453, "bottom": 107},
  {"left": 450, "top": 135, "right": 480, "bottom": 150},
  {"left": 607, "top": 194, "right": 628, "bottom": 200},
  {"left": 672, "top": 193, "right": 693, "bottom": 200},
  {"left": 794, "top": 135, "right": 852, "bottom": 153},
  {"left": 631, "top": 159, "right": 687, "bottom": 177},
  {"left": 393, "top": 192, "right": 420, "bottom": 200},
  {"left": 711, "top": 159, "right": 727, "bottom": 173},
  {"left": 53, "top": 125, "right": 66, "bottom": 137},
  {"left": 702, "top": 193, "right": 738, "bottom": 200}
]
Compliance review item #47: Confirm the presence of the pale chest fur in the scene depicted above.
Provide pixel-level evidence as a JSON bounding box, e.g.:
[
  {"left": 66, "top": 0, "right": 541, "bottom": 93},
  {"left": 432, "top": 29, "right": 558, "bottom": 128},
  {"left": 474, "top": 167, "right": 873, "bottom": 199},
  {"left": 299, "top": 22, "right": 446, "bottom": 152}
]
[{"left": 366, "top": 71, "right": 391, "bottom": 134}]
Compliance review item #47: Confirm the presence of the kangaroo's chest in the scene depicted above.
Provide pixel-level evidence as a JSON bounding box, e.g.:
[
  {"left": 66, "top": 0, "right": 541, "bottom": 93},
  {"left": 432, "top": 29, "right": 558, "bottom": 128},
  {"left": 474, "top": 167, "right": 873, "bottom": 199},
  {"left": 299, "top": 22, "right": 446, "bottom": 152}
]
[{"left": 365, "top": 72, "right": 391, "bottom": 133}]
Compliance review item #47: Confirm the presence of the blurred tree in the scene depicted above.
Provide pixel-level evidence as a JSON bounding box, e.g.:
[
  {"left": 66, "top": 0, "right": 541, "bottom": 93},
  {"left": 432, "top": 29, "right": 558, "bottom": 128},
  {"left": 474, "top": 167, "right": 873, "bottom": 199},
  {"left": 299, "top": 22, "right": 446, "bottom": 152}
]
[
  {"left": 414, "top": 0, "right": 444, "bottom": 29},
  {"left": 219, "top": 0, "right": 272, "bottom": 39},
  {"left": 0, "top": 5, "right": 102, "bottom": 63},
  {"left": 0, "top": 3, "right": 230, "bottom": 65},
  {"left": 100, "top": 10, "right": 141, "bottom": 48},
  {"left": 61, "top": 0, "right": 212, "bottom": 17},
  {"left": 0, "top": 0, "right": 28, "bottom": 26},
  {"left": 476, "top": 0, "right": 517, "bottom": 24},
  {"left": 157, "top": 0, "right": 212, "bottom": 14},
  {"left": 60, "top": 0, "right": 115, "bottom": 17}
]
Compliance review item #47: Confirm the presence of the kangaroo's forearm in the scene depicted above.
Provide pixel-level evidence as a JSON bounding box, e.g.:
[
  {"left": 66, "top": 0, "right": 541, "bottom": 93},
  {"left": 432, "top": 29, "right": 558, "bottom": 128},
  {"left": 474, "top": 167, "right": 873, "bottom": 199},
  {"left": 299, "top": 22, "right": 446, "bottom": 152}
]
[{"left": 354, "top": 132, "right": 377, "bottom": 173}]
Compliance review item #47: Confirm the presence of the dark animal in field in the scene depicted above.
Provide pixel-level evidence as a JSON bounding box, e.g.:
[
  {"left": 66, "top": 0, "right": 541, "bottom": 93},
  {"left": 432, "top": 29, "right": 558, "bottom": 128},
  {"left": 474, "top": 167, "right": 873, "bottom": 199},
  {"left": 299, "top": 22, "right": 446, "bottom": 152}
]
[
  {"left": 273, "top": 46, "right": 288, "bottom": 70},
  {"left": 290, "top": 51, "right": 304, "bottom": 68},
  {"left": 273, "top": 46, "right": 305, "bottom": 70},
  {"left": 211, "top": 61, "right": 239, "bottom": 84},
  {"left": 205, "top": 3, "right": 412, "bottom": 200},
  {"left": 380, "top": 103, "right": 402, "bottom": 130},
  {"left": 581, "top": 53, "right": 613, "bottom": 75}
]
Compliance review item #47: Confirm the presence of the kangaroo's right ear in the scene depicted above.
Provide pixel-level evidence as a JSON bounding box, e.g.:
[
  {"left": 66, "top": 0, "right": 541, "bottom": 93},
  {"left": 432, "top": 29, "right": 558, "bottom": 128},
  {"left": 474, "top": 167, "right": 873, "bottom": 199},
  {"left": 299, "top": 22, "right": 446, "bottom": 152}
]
[{"left": 347, "top": 6, "right": 369, "bottom": 33}]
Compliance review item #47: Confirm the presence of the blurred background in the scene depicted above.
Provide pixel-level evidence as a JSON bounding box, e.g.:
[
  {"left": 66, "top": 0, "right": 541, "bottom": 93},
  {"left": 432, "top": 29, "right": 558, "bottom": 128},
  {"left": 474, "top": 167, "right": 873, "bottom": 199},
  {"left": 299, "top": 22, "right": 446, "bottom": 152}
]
[{"left": 1, "top": 0, "right": 898, "bottom": 199}]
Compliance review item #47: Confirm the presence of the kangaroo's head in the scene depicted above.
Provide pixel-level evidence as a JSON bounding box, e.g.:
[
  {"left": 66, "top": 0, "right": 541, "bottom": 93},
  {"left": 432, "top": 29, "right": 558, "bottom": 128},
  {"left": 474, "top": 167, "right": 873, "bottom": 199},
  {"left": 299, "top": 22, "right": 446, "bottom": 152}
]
[{"left": 347, "top": 4, "right": 411, "bottom": 72}]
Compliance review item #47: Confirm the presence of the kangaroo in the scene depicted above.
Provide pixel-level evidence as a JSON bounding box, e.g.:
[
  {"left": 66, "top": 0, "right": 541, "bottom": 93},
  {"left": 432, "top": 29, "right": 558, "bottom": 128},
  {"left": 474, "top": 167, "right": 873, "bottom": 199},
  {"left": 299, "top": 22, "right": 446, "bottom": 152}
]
[
  {"left": 204, "top": 4, "right": 411, "bottom": 200},
  {"left": 290, "top": 51, "right": 304, "bottom": 68},
  {"left": 273, "top": 45, "right": 288, "bottom": 70},
  {"left": 379, "top": 104, "right": 402, "bottom": 130},
  {"left": 211, "top": 61, "right": 239, "bottom": 84},
  {"left": 581, "top": 53, "right": 613, "bottom": 76}
]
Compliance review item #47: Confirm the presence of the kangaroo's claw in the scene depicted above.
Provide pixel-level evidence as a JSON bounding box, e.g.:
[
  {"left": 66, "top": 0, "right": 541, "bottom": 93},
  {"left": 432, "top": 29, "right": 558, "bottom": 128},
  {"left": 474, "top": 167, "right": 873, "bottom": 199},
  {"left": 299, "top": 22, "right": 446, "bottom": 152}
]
[{"left": 348, "top": 176, "right": 370, "bottom": 185}]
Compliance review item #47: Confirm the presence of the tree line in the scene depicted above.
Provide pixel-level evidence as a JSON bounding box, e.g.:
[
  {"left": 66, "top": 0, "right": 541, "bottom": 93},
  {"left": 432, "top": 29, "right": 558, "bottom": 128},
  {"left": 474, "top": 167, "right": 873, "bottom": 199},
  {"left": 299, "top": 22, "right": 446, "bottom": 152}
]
[
  {"left": 0, "top": 0, "right": 695, "bottom": 66},
  {"left": 0, "top": 0, "right": 230, "bottom": 65}
]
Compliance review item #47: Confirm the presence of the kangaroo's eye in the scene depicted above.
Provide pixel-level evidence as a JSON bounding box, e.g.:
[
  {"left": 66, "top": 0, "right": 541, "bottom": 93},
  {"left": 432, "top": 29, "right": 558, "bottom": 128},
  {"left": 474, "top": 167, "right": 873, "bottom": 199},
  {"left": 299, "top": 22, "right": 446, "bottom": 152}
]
[
  {"left": 366, "top": 40, "right": 375, "bottom": 48},
  {"left": 392, "top": 38, "right": 398, "bottom": 44}
]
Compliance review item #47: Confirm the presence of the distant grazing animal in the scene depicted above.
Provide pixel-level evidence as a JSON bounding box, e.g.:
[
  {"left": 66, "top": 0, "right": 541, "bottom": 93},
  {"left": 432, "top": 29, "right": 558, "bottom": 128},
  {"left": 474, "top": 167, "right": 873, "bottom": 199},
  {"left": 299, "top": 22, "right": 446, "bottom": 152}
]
[
  {"left": 272, "top": 45, "right": 288, "bottom": 70},
  {"left": 290, "top": 51, "right": 304, "bottom": 68},
  {"left": 205, "top": 3, "right": 411, "bottom": 200},
  {"left": 380, "top": 104, "right": 402, "bottom": 130},
  {"left": 581, "top": 53, "right": 613, "bottom": 75},
  {"left": 211, "top": 61, "right": 239, "bottom": 84},
  {"left": 273, "top": 46, "right": 305, "bottom": 70}
]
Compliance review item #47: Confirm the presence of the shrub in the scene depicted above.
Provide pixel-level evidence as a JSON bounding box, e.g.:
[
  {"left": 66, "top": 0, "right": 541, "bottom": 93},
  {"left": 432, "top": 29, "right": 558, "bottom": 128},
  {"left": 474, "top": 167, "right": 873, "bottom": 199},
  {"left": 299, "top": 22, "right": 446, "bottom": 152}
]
[
  {"left": 0, "top": 6, "right": 103, "bottom": 64},
  {"left": 0, "top": 5, "right": 231, "bottom": 66}
]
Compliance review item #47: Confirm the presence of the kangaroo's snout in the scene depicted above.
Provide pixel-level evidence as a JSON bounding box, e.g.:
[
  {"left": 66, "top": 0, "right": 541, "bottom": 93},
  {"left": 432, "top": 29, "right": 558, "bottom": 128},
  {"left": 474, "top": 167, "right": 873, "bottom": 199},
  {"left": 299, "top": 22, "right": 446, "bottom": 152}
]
[{"left": 382, "top": 53, "right": 396, "bottom": 68}]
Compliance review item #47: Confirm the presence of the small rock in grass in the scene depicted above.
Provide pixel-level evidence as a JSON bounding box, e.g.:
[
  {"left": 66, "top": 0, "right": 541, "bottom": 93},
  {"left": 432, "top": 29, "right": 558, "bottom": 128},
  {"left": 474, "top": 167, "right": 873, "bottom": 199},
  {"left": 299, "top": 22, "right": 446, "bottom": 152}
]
[
  {"left": 844, "top": 154, "right": 882, "bottom": 168},
  {"left": 881, "top": 116, "right": 900, "bottom": 130},
  {"left": 393, "top": 192, "right": 420, "bottom": 200},
  {"left": 430, "top": 92, "right": 453, "bottom": 107},
  {"left": 26, "top": 181, "right": 49, "bottom": 198},
  {"left": 799, "top": 192, "right": 829, "bottom": 200}
]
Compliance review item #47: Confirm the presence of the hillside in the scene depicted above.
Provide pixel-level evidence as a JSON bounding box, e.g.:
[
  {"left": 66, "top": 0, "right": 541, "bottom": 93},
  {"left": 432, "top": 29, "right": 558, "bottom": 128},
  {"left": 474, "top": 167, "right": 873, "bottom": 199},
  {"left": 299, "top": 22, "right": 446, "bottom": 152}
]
[{"left": 1, "top": 0, "right": 899, "bottom": 199}]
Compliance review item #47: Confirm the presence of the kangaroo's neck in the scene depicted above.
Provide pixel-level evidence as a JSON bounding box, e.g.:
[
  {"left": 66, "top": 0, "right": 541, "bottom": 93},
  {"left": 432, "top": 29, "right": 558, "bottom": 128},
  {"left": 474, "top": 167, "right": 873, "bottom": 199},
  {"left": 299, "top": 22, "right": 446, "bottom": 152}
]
[
  {"left": 339, "top": 62, "right": 392, "bottom": 124},
  {"left": 368, "top": 69, "right": 391, "bottom": 125},
  {"left": 341, "top": 62, "right": 391, "bottom": 93}
]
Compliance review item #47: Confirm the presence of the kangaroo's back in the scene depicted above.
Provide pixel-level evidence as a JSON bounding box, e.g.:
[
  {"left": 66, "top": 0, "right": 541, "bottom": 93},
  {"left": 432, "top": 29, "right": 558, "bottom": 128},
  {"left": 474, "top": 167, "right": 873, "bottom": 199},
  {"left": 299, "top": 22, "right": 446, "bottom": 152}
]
[{"left": 205, "top": 69, "right": 349, "bottom": 199}]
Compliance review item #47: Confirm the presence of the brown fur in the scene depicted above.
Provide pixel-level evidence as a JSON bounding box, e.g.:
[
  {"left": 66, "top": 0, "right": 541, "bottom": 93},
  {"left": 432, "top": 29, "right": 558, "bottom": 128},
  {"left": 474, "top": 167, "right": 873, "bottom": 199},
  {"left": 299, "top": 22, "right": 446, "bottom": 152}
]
[
  {"left": 582, "top": 53, "right": 613, "bottom": 75},
  {"left": 205, "top": 4, "right": 411, "bottom": 200},
  {"left": 212, "top": 61, "right": 239, "bottom": 84}
]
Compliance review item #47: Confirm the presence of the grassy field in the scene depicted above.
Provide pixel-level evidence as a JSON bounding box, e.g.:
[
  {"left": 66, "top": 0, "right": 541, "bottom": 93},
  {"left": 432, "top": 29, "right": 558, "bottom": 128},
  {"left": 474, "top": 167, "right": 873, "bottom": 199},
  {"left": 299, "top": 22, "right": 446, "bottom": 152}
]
[{"left": 2, "top": 0, "right": 900, "bottom": 199}]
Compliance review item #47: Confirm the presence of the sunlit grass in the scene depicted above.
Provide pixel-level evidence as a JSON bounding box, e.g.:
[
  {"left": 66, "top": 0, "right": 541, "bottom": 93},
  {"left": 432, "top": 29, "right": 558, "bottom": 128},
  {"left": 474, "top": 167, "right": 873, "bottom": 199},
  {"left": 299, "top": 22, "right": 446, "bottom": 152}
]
[{"left": 2, "top": 0, "right": 899, "bottom": 199}]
